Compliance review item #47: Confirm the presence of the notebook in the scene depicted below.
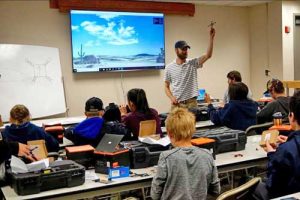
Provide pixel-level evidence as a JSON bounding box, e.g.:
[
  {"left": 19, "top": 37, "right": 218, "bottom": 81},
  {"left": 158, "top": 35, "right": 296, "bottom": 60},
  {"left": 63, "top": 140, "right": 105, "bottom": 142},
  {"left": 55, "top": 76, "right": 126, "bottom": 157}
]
[{"left": 95, "top": 134, "right": 124, "bottom": 153}]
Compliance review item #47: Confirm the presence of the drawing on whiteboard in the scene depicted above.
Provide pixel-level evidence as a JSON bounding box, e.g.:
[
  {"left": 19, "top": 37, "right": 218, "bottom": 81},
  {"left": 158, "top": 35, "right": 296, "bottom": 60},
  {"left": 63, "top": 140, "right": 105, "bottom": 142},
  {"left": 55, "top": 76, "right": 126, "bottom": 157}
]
[
  {"left": 0, "top": 44, "right": 66, "bottom": 122},
  {"left": 25, "top": 58, "right": 52, "bottom": 82}
]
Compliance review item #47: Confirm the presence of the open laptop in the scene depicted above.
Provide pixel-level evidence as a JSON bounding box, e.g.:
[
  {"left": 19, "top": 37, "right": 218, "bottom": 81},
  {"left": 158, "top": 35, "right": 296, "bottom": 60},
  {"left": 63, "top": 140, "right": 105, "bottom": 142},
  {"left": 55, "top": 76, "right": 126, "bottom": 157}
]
[{"left": 95, "top": 134, "right": 124, "bottom": 153}]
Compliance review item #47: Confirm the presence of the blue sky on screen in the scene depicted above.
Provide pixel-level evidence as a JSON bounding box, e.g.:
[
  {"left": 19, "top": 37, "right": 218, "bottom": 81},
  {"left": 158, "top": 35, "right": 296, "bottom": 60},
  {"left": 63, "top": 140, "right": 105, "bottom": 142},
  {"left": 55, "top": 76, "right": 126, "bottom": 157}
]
[{"left": 71, "top": 11, "right": 164, "bottom": 57}]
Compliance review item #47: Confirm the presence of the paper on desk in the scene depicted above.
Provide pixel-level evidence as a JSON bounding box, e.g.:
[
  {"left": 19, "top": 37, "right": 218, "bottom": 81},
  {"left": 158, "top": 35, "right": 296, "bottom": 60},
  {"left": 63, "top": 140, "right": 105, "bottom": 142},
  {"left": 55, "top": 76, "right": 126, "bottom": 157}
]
[
  {"left": 139, "top": 136, "right": 170, "bottom": 146},
  {"left": 11, "top": 156, "right": 49, "bottom": 173},
  {"left": 85, "top": 171, "right": 99, "bottom": 180}
]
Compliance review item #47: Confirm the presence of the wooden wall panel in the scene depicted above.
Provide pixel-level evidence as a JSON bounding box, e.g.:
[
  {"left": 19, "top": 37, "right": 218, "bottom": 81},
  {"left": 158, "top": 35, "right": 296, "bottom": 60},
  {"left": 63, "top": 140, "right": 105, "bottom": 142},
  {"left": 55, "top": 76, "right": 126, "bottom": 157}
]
[{"left": 49, "top": 0, "right": 195, "bottom": 16}]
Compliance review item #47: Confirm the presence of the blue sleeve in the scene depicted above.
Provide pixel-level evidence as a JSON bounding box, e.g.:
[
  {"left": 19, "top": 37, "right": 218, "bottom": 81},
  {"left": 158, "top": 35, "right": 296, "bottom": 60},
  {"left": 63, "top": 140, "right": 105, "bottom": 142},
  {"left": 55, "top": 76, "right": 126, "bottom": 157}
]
[
  {"left": 266, "top": 146, "right": 292, "bottom": 196},
  {"left": 208, "top": 104, "right": 231, "bottom": 126}
]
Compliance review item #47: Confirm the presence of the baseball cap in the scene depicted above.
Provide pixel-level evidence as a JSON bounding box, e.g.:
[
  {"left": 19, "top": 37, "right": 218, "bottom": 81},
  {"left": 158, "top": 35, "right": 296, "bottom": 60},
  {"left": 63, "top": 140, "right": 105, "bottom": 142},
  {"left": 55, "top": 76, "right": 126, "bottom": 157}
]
[
  {"left": 175, "top": 40, "right": 191, "bottom": 49},
  {"left": 85, "top": 97, "right": 103, "bottom": 112}
]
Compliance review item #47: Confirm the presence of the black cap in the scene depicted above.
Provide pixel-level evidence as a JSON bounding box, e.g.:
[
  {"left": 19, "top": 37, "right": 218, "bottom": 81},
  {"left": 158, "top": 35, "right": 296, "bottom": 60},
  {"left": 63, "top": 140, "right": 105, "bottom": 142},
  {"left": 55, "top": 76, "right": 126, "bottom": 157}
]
[
  {"left": 175, "top": 40, "right": 191, "bottom": 49},
  {"left": 85, "top": 97, "right": 103, "bottom": 112}
]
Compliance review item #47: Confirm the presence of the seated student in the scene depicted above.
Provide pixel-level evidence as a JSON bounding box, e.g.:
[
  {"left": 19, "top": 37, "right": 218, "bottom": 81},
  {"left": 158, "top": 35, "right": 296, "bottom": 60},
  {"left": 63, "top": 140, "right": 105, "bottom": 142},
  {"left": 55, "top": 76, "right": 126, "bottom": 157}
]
[
  {"left": 0, "top": 141, "right": 35, "bottom": 164},
  {"left": 206, "top": 82, "right": 258, "bottom": 131},
  {"left": 257, "top": 79, "right": 289, "bottom": 124},
  {"left": 2, "top": 105, "right": 59, "bottom": 152},
  {"left": 119, "top": 88, "right": 162, "bottom": 139},
  {"left": 0, "top": 141, "right": 35, "bottom": 186},
  {"left": 223, "top": 70, "right": 253, "bottom": 104},
  {"left": 151, "top": 108, "right": 220, "bottom": 200},
  {"left": 255, "top": 91, "right": 300, "bottom": 199},
  {"left": 101, "top": 103, "right": 131, "bottom": 140},
  {"left": 65, "top": 97, "right": 104, "bottom": 147}
]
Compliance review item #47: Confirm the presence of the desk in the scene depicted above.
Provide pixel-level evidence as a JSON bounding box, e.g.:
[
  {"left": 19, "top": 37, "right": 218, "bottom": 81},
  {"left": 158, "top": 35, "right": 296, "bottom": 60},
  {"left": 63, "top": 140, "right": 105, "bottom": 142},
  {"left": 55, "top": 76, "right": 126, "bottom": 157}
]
[
  {"left": 0, "top": 117, "right": 81, "bottom": 149},
  {"left": 215, "top": 135, "right": 266, "bottom": 173},
  {"left": 272, "top": 192, "right": 300, "bottom": 199},
  {"left": 1, "top": 168, "right": 155, "bottom": 200},
  {"left": 1, "top": 135, "right": 267, "bottom": 200},
  {"left": 161, "top": 120, "right": 215, "bottom": 133},
  {"left": 0, "top": 116, "right": 85, "bottom": 131},
  {"left": 60, "top": 137, "right": 74, "bottom": 148}
]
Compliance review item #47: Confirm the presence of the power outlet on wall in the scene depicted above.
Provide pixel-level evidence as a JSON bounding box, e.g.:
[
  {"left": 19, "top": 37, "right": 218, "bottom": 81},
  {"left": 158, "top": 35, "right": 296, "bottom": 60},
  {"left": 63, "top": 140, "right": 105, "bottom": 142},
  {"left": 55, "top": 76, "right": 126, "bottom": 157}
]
[{"left": 265, "top": 69, "right": 270, "bottom": 76}]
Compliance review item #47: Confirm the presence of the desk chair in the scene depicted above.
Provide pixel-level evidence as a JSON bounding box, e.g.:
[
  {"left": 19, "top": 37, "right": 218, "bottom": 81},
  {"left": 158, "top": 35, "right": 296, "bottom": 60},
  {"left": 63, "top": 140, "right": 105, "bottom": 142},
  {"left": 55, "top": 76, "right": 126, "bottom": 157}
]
[
  {"left": 216, "top": 177, "right": 261, "bottom": 200},
  {"left": 245, "top": 122, "right": 273, "bottom": 136},
  {"left": 139, "top": 120, "right": 156, "bottom": 137}
]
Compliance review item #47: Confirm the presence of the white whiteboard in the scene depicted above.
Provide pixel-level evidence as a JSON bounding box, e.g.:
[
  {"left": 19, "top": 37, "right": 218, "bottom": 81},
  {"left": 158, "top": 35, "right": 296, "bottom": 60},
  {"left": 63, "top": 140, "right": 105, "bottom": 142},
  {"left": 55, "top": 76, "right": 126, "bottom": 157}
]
[{"left": 0, "top": 44, "right": 66, "bottom": 122}]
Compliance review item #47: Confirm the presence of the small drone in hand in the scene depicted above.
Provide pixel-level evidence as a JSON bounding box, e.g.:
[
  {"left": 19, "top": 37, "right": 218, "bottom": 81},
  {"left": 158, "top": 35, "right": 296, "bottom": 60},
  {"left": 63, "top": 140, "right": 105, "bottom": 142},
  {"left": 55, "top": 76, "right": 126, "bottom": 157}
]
[{"left": 208, "top": 21, "right": 216, "bottom": 28}]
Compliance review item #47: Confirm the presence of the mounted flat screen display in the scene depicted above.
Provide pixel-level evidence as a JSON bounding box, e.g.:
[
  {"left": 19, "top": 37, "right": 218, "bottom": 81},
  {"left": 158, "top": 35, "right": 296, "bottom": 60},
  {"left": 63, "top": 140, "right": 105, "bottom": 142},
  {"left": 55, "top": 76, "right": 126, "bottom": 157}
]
[{"left": 70, "top": 10, "right": 165, "bottom": 72}]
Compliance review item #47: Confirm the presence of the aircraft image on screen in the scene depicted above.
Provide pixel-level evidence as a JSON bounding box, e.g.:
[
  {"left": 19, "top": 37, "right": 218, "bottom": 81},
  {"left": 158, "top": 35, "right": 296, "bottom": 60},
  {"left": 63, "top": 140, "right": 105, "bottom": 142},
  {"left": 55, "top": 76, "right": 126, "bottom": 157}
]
[{"left": 70, "top": 10, "right": 165, "bottom": 72}]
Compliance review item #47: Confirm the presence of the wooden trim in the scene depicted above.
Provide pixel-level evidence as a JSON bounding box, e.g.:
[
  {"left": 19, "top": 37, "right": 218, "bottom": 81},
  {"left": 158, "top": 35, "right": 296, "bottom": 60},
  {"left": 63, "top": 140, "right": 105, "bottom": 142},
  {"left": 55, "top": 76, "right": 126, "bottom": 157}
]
[
  {"left": 282, "top": 81, "right": 300, "bottom": 89},
  {"left": 50, "top": 0, "right": 195, "bottom": 16},
  {"left": 49, "top": 0, "right": 59, "bottom": 8}
]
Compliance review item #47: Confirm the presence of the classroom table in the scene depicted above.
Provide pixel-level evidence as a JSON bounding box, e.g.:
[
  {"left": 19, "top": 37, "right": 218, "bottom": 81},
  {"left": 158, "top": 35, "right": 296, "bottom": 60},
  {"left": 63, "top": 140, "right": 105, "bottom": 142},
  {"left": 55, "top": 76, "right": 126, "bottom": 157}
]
[
  {"left": 1, "top": 135, "right": 268, "bottom": 200},
  {"left": 161, "top": 120, "right": 215, "bottom": 133},
  {"left": 0, "top": 116, "right": 86, "bottom": 131},
  {"left": 272, "top": 192, "right": 300, "bottom": 200}
]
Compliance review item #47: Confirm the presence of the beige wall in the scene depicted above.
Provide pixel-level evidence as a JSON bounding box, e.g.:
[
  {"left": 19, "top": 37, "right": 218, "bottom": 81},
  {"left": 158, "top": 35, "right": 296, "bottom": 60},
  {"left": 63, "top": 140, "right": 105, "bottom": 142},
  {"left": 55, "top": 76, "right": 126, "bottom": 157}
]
[
  {"left": 1, "top": 1, "right": 252, "bottom": 116},
  {"left": 249, "top": 1, "right": 283, "bottom": 100},
  {"left": 282, "top": 0, "right": 300, "bottom": 80},
  {"left": 249, "top": 4, "right": 269, "bottom": 100}
]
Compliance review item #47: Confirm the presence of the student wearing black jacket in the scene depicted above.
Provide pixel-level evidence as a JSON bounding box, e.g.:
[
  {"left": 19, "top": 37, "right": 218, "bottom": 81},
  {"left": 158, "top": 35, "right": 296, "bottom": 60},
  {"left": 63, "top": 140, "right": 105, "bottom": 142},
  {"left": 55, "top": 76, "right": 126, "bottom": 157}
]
[
  {"left": 0, "top": 140, "right": 34, "bottom": 164},
  {"left": 257, "top": 79, "right": 289, "bottom": 124},
  {"left": 255, "top": 91, "right": 300, "bottom": 199}
]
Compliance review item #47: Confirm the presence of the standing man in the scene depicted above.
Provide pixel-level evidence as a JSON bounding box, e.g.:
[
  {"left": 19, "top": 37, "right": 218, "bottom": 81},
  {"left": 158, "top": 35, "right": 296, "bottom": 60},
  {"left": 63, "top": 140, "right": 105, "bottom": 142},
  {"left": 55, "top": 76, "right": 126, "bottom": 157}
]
[{"left": 164, "top": 27, "right": 216, "bottom": 109}]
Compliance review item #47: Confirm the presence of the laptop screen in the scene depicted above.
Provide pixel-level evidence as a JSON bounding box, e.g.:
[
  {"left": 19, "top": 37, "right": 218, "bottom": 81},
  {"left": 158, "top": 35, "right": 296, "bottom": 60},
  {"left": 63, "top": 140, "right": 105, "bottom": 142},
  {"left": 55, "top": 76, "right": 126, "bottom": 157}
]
[
  {"left": 95, "top": 134, "right": 124, "bottom": 153},
  {"left": 197, "top": 89, "right": 206, "bottom": 101}
]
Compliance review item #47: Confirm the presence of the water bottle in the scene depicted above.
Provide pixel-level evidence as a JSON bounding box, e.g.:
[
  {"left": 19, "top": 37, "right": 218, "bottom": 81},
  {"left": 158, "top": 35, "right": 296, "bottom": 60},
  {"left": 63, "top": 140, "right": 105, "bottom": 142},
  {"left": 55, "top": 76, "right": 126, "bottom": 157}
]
[{"left": 273, "top": 112, "right": 283, "bottom": 126}]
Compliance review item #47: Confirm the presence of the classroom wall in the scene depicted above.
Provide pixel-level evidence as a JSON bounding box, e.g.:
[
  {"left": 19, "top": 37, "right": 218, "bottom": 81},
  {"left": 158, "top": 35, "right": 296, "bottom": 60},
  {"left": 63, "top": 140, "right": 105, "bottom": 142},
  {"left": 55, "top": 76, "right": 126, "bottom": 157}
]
[
  {"left": 249, "top": 1, "right": 283, "bottom": 100},
  {"left": 0, "top": 1, "right": 252, "bottom": 115},
  {"left": 249, "top": 4, "right": 269, "bottom": 100},
  {"left": 282, "top": 1, "right": 300, "bottom": 81}
]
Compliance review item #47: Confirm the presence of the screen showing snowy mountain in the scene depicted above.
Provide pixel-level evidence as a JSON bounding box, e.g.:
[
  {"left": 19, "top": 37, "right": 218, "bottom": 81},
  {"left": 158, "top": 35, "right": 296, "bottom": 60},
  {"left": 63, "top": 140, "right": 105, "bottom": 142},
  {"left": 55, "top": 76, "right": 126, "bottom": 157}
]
[{"left": 70, "top": 10, "right": 165, "bottom": 72}]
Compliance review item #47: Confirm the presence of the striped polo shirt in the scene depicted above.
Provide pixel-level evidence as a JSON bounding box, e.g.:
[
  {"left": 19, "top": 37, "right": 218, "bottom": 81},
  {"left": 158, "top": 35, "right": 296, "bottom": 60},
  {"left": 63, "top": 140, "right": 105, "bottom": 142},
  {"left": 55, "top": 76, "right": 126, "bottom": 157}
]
[{"left": 164, "top": 57, "right": 202, "bottom": 102}]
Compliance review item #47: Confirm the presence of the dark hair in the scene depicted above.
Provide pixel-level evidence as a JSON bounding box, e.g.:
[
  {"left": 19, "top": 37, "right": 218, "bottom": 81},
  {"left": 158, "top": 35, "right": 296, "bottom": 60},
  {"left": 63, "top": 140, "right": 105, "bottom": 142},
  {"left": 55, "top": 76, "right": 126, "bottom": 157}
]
[
  {"left": 10, "top": 104, "right": 30, "bottom": 124},
  {"left": 289, "top": 91, "right": 300, "bottom": 125},
  {"left": 227, "top": 70, "right": 242, "bottom": 82},
  {"left": 228, "top": 82, "right": 248, "bottom": 101},
  {"left": 127, "top": 88, "right": 152, "bottom": 115},
  {"left": 267, "top": 79, "right": 285, "bottom": 94},
  {"left": 85, "top": 97, "right": 103, "bottom": 112},
  {"left": 103, "top": 103, "right": 121, "bottom": 122}
]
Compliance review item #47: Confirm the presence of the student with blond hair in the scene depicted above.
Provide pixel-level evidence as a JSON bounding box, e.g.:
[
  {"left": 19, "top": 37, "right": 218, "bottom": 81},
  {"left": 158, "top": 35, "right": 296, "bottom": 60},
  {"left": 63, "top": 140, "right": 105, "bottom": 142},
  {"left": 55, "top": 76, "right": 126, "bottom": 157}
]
[
  {"left": 2, "top": 104, "right": 59, "bottom": 152},
  {"left": 151, "top": 108, "right": 220, "bottom": 200}
]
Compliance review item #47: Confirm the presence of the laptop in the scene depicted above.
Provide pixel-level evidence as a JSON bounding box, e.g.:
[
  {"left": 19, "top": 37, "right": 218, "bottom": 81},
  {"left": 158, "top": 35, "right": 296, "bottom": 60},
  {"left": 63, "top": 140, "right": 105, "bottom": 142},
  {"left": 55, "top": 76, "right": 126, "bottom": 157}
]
[{"left": 95, "top": 134, "right": 124, "bottom": 153}]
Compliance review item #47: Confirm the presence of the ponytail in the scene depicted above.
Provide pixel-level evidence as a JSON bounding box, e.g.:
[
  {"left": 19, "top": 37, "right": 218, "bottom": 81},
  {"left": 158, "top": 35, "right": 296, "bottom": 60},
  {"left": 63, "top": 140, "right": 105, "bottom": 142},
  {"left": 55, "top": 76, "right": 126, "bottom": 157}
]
[{"left": 127, "top": 88, "right": 152, "bottom": 116}]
